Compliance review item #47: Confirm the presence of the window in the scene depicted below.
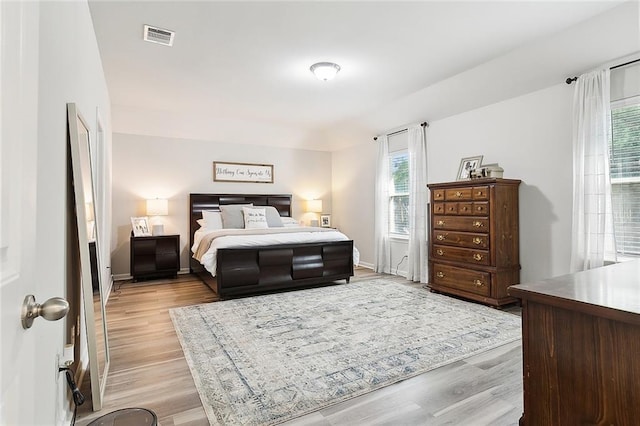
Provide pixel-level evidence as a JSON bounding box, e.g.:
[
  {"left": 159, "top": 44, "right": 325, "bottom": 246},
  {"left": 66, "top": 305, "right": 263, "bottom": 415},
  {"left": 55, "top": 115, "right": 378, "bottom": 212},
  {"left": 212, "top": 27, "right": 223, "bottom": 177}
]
[
  {"left": 389, "top": 151, "right": 409, "bottom": 235},
  {"left": 610, "top": 100, "right": 640, "bottom": 257}
]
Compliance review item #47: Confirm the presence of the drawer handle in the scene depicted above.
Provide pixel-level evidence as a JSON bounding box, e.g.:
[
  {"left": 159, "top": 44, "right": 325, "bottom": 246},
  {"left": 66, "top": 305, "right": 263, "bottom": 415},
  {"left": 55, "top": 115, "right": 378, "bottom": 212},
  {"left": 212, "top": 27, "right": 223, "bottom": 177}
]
[
  {"left": 461, "top": 206, "right": 468, "bottom": 211},
  {"left": 472, "top": 237, "right": 482, "bottom": 245},
  {"left": 437, "top": 235, "right": 445, "bottom": 241},
  {"left": 473, "top": 221, "right": 483, "bottom": 227},
  {"left": 473, "top": 253, "right": 483, "bottom": 261},
  {"left": 473, "top": 279, "right": 484, "bottom": 287},
  {"left": 436, "top": 272, "right": 445, "bottom": 278},
  {"left": 455, "top": 191, "right": 462, "bottom": 197},
  {"left": 437, "top": 220, "right": 445, "bottom": 226},
  {"left": 476, "top": 191, "right": 483, "bottom": 196},
  {"left": 436, "top": 193, "right": 442, "bottom": 198},
  {"left": 436, "top": 249, "right": 444, "bottom": 256},
  {"left": 477, "top": 206, "right": 483, "bottom": 211},
  {"left": 449, "top": 207, "right": 455, "bottom": 211}
]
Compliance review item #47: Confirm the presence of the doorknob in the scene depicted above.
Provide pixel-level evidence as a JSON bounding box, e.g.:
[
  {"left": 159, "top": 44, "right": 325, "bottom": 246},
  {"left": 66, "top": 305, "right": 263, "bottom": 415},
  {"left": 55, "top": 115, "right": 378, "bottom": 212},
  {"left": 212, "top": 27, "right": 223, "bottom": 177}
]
[{"left": 21, "top": 295, "right": 69, "bottom": 329}]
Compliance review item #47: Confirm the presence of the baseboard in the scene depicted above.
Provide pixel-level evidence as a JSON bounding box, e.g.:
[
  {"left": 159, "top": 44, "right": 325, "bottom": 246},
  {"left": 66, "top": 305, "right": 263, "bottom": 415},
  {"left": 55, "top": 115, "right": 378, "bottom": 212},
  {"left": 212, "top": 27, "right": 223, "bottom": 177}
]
[
  {"left": 357, "top": 262, "right": 408, "bottom": 278},
  {"left": 112, "top": 268, "right": 191, "bottom": 282},
  {"left": 357, "top": 261, "right": 374, "bottom": 270},
  {"left": 112, "top": 273, "right": 130, "bottom": 282}
]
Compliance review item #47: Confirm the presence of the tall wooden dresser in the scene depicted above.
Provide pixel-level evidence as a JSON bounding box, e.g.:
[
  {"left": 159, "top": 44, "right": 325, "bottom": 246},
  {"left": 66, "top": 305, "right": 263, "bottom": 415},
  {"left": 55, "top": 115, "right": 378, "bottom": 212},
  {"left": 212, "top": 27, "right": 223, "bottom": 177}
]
[{"left": 427, "top": 178, "right": 521, "bottom": 307}]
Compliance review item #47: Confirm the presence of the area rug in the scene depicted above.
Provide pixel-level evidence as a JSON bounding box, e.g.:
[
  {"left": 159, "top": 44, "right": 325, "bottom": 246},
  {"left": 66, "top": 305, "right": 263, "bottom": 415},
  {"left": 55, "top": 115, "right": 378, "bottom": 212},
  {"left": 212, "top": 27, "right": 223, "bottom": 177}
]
[{"left": 170, "top": 278, "right": 521, "bottom": 425}]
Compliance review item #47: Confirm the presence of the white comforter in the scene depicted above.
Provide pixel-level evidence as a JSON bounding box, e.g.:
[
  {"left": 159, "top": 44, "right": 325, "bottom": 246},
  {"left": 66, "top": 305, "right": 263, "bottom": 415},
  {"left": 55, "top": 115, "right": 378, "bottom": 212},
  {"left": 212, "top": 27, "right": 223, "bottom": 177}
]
[{"left": 191, "top": 227, "right": 360, "bottom": 276}]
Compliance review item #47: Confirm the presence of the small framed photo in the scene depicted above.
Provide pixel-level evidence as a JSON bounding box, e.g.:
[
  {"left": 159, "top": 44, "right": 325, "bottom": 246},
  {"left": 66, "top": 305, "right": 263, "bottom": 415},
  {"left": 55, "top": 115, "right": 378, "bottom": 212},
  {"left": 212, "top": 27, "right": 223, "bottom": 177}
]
[
  {"left": 457, "top": 155, "right": 483, "bottom": 180},
  {"left": 320, "top": 214, "right": 331, "bottom": 228},
  {"left": 131, "top": 216, "right": 151, "bottom": 237}
]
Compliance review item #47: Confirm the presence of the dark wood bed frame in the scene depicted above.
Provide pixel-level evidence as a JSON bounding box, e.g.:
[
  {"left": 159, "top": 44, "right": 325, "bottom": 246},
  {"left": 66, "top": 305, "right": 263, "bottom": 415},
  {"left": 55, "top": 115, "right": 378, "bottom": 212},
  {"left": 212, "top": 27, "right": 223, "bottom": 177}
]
[{"left": 189, "top": 193, "right": 354, "bottom": 297}]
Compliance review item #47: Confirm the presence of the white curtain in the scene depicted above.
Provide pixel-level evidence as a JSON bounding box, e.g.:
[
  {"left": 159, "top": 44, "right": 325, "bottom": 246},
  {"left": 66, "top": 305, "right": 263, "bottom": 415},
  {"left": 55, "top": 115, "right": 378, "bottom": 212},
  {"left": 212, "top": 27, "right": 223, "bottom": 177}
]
[
  {"left": 406, "top": 126, "right": 428, "bottom": 282},
  {"left": 570, "top": 68, "right": 617, "bottom": 272},
  {"left": 374, "top": 135, "right": 390, "bottom": 273}
]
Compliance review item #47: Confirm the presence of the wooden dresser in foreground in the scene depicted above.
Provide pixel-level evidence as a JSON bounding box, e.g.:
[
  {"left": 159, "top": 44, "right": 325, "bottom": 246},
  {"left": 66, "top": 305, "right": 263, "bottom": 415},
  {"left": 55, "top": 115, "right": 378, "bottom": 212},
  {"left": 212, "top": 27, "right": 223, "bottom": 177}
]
[
  {"left": 508, "top": 260, "right": 640, "bottom": 425},
  {"left": 427, "top": 178, "right": 521, "bottom": 307}
]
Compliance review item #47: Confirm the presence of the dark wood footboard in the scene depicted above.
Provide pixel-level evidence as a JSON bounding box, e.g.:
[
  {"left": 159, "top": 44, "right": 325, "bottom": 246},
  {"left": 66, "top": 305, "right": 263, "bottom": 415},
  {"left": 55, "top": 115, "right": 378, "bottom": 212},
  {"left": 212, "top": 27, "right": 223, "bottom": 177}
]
[
  {"left": 189, "top": 193, "right": 354, "bottom": 298},
  {"left": 206, "top": 240, "right": 353, "bottom": 297}
]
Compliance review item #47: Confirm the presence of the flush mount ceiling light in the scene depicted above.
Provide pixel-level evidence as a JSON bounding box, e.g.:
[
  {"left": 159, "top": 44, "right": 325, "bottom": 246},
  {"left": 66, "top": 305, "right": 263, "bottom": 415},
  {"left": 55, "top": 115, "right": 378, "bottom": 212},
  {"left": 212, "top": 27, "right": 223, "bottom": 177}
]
[{"left": 310, "top": 62, "right": 341, "bottom": 81}]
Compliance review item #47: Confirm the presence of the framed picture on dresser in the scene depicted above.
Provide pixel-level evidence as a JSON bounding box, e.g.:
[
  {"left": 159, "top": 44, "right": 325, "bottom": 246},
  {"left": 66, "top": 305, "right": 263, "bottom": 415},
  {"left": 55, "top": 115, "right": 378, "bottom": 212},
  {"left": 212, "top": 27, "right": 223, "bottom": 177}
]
[{"left": 457, "top": 155, "right": 483, "bottom": 180}]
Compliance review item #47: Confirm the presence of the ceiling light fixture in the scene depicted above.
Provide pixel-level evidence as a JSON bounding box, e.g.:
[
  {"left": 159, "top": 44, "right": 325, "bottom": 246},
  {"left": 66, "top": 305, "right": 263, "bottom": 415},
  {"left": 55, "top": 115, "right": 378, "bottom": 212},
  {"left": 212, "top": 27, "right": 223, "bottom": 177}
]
[{"left": 310, "top": 62, "right": 341, "bottom": 81}]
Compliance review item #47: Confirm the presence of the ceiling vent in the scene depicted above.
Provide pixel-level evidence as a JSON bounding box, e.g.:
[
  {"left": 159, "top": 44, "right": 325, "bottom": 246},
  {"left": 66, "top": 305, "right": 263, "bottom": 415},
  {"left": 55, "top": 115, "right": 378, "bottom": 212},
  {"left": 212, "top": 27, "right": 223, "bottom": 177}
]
[{"left": 143, "top": 25, "right": 175, "bottom": 46}]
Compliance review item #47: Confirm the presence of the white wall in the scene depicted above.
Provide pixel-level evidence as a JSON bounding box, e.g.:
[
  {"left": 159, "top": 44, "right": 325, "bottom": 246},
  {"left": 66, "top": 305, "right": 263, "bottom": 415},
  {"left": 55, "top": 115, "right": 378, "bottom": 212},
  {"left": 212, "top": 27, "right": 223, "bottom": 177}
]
[
  {"left": 334, "top": 82, "right": 576, "bottom": 283},
  {"left": 331, "top": 141, "right": 376, "bottom": 268},
  {"left": 332, "top": 1, "right": 638, "bottom": 283},
  {"left": 111, "top": 133, "right": 332, "bottom": 277},
  {"left": 36, "top": 1, "right": 112, "bottom": 424}
]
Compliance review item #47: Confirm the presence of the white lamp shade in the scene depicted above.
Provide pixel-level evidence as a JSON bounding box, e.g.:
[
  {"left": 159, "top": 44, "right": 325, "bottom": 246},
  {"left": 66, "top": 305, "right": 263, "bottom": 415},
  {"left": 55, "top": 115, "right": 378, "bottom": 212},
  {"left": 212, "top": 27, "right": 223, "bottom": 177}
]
[
  {"left": 147, "top": 198, "right": 168, "bottom": 216},
  {"left": 310, "top": 62, "right": 340, "bottom": 81},
  {"left": 307, "top": 199, "right": 322, "bottom": 213}
]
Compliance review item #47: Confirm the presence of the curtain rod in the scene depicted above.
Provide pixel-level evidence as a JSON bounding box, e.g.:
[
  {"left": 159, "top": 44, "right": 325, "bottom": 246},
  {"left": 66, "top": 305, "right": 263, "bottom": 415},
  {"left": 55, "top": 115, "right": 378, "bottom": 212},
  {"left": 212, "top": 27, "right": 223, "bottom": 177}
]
[
  {"left": 565, "top": 58, "right": 640, "bottom": 85},
  {"left": 373, "top": 121, "right": 428, "bottom": 141}
]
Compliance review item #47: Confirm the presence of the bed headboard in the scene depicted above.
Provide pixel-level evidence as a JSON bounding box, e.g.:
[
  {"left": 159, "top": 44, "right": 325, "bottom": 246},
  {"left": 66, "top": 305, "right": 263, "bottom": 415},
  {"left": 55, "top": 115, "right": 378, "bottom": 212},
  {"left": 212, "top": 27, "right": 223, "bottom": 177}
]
[{"left": 189, "top": 193, "right": 292, "bottom": 252}]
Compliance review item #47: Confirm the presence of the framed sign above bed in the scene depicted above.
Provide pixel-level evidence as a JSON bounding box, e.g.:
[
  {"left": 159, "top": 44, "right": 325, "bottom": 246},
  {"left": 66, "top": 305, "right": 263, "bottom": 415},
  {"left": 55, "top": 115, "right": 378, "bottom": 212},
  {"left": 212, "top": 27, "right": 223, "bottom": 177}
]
[{"left": 213, "top": 161, "right": 274, "bottom": 183}]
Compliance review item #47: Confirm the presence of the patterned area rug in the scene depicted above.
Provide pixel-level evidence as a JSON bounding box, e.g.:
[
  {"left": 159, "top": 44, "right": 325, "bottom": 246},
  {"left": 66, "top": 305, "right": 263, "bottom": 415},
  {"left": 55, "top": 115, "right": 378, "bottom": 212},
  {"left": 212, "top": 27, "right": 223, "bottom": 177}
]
[{"left": 170, "top": 278, "right": 521, "bottom": 425}]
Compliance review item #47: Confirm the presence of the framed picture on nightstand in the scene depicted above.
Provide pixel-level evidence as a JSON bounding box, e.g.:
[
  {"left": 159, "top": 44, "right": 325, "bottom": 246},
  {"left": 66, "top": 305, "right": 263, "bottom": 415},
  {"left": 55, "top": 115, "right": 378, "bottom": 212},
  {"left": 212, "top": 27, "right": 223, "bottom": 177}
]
[
  {"left": 131, "top": 216, "right": 151, "bottom": 236},
  {"left": 320, "top": 214, "right": 331, "bottom": 227}
]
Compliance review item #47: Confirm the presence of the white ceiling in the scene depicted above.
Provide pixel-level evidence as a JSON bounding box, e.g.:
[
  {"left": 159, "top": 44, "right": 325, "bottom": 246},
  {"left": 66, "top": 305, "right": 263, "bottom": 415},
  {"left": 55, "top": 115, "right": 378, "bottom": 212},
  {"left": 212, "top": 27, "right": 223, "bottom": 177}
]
[{"left": 88, "top": 1, "right": 629, "bottom": 151}]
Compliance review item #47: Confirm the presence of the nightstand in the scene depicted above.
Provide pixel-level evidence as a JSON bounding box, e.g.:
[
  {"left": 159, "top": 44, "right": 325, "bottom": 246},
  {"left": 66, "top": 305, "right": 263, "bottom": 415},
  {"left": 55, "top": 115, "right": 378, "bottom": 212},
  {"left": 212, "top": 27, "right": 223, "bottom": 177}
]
[{"left": 130, "top": 234, "right": 180, "bottom": 282}]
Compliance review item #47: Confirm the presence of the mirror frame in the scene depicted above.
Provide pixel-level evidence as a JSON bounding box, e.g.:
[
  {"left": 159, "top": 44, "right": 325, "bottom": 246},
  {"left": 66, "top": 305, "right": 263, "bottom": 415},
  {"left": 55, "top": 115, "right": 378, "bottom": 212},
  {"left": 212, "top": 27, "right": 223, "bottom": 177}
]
[{"left": 67, "top": 103, "right": 110, "bottom": 410}]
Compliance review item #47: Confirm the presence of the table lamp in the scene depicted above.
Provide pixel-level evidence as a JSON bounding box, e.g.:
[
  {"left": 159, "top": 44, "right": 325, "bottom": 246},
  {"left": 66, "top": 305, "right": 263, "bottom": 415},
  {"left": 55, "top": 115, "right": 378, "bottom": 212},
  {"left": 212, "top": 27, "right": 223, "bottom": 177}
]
[
  {"left": 147, "top": 198, "right": 168, "bottom": 235},
  {"left": 307, "top": 199, "right": 322, "bottom": 227}
]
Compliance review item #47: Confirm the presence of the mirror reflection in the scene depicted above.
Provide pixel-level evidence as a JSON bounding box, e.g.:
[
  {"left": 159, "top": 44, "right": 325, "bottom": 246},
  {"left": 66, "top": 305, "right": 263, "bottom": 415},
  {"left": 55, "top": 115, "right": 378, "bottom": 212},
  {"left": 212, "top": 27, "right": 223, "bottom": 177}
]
[{"left": 67, "top": 103, "right": 110, "bottom": 411}]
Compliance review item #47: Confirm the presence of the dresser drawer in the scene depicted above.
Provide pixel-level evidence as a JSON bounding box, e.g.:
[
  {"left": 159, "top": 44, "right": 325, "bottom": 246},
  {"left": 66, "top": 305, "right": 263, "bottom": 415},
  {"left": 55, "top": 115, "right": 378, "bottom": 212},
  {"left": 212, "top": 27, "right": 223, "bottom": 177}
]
[
  {"left": 471, "top": 202, "right": 489, "bottom": 216},
  {"left": 433, "top": 244, "right": 490, "bottom": 265},
  {"left": 433, "top": 203, "right": 445, "bottom": 214},
  {"left": 472, "top": 186, "right": 489, "bottom": 200},
  {"left": 432, "top": 263, "right": 490, "bottom": 296},
  {"left": 433, "top": 189, "right": 445, "bottom": 202},
  {"left": 444, "top": 202, "right": 458, "bottom": 215},
  {"left": 433, "top": 215, "right": 489, "bottom": 232},
  {"left": 445, "top": 188, "right": 472, "bottom": 200},
  {"left": 433, "top": 231, "right": 488, "bottom": 249}
]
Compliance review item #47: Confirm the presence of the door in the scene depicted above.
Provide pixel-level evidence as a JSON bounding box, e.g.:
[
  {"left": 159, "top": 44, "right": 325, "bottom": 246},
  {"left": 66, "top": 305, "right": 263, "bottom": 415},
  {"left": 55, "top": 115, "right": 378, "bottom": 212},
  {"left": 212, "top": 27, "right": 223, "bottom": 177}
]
[{"left": 1, "top": 2, "right": 63, "bottom": 424}]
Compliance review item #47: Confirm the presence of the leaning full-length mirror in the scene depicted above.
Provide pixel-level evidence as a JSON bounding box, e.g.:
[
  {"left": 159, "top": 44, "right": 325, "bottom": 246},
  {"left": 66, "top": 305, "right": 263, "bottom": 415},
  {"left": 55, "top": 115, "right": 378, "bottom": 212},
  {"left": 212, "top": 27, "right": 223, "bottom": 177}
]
[{"left": 67, "top": 103, "right": 110, "bottom": 410}]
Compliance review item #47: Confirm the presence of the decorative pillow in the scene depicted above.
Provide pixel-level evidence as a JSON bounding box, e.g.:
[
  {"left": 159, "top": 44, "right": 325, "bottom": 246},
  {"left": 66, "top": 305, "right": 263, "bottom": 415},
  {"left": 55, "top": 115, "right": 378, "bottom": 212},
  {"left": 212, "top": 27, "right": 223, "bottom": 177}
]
[
  {"left": 281, "top": 217, "right": 300, "bottom": 227},
  {"left": 219, "top": 204, "right": 253, "bottom": 229},
  {"left": 242, "top": 207, "right": 268, "bottom": 229},
  {"left": 201, "top": 211, "right": 223, "bottom": 230},
  {"left": 245, "top": 205, "right": 283, "bottom": 227}
]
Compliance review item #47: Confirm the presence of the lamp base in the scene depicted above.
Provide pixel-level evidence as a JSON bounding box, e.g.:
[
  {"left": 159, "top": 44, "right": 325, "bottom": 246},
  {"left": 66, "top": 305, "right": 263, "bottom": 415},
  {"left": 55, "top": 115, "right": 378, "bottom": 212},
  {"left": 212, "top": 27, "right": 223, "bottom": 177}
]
[{"left": 152, "top": 224, "right": 164, "bottom": 236}]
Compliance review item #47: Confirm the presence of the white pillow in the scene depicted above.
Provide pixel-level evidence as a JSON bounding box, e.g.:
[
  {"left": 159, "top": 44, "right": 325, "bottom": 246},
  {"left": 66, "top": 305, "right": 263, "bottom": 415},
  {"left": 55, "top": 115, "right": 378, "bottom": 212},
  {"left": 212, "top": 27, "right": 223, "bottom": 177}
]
[
  {"left": 281, "top": 217, "right": 300, "bottom": 227},
  {"left": 244, "top": 205, "right": 284, "bottom": 227},
  {"left": 201, "top": 211, "right": 223, "bottom": 230},
  {"left": 242, "top": 207, "right": 268, "bottom": 229}
]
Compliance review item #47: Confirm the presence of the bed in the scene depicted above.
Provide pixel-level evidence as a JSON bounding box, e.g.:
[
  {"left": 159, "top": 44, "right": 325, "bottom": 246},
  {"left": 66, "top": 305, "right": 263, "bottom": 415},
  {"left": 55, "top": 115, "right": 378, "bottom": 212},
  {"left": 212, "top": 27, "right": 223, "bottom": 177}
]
[{"left": 189, "top": 193, "right": 356, "bottom": 297}]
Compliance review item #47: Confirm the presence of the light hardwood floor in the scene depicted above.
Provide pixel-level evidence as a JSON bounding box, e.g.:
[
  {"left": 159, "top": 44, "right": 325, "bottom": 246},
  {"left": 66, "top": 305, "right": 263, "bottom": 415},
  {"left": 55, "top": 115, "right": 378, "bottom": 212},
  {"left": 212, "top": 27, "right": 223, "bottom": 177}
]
[{"left": 75, "top": 268, "right": 523, "bottom": 426}]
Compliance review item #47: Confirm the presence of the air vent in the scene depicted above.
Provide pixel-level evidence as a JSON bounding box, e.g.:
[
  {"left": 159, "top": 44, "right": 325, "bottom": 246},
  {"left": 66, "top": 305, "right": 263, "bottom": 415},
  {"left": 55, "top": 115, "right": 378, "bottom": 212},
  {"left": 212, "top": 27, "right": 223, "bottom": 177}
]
[{"left": 143, "top": 25, "right": 175, "bottom": 46}]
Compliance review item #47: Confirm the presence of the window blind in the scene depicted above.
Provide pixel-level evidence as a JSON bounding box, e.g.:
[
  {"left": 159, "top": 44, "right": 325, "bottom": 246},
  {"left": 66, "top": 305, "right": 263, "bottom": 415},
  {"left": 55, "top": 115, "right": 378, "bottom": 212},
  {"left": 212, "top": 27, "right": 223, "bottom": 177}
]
[
  {"left": 610, "top": 103, "right": 640, "bottom": 256},
  {"left": 389, "top": 151, "right": 409, "bottom": 235}
]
